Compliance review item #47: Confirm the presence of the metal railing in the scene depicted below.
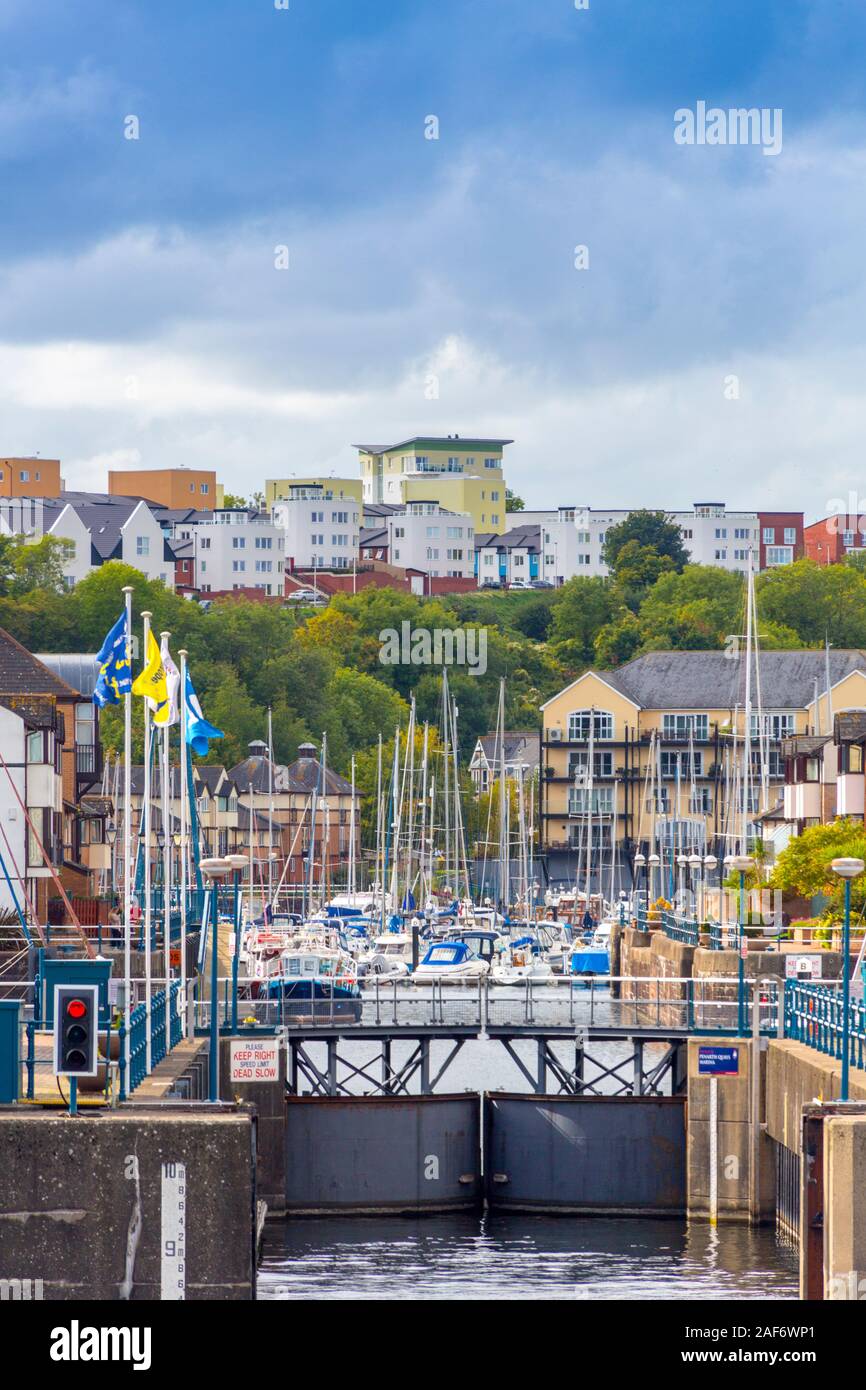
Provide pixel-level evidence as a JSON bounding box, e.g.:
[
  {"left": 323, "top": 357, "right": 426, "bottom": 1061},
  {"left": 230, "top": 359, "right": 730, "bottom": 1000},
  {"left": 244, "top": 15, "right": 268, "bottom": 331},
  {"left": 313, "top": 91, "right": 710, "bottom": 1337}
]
[
  {"left": 784, "top": 980, "right": 864, "bottom": 1068},
  {"left": 195, "top": 972, "right": 784, "bottom": 1036},
  {"left": 661, "top": 911, "right": 700, "bottom": 947},
  {"left": 128, "top": 979, "right": 184, "bottom": 1092}
]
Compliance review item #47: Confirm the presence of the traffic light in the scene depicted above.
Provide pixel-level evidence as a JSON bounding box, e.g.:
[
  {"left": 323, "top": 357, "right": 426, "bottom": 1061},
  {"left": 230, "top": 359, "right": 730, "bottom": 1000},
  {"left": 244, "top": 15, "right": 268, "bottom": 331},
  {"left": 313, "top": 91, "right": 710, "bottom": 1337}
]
[{"left": 53, "top": 984, "right": 99, "bottom": 1077}]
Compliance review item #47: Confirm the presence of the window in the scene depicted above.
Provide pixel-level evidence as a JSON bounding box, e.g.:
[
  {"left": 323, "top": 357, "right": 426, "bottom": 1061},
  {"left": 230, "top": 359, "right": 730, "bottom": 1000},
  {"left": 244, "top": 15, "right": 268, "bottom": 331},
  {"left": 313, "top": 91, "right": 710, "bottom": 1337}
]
[
  {"left": 714, "top": 528, "right": 727, "bottom": 539},
  {"left": 19, "top": 470, "right": 28, "bottom": 482},
  {"left": 26, "top": 730, "right": 45, "bottom": 763},
  {"left": 766, "top": 546, "right": 793, "bottom": 566},
  {"left": 232, "top": 536, "right": 245, "bottom": 549},
  {"left": 568, "top": 786, "right": 614, "bottom": 815},
  {"left": 662, "top": 713, "right": 709, "bottom": 740},
  {"left": 567, "top": 710, "right": 614, "bottom": 741},
  {"left": 714, "top": 549, "right": 727, "bottom": 561},
  {"left": 660, "top": 750, "right": 703, "bottom": 777},
  {"left": 784, "top": 527, "right": 796, "bottom": 545},
  {"left": 136, "top": 536, "right": 150, "bottom": 556},
  {"left": 751, "top": 712, "right": 795, "bottom": 740},
  {"left": 690, "top": 788, "right": 713, "bottom": 814},
  {"left": 568, "top": 751, "right": 614, "bottom": 780},
  {"left": 484, "top": 457, "right": 498, "bottom": 469},
  {"left": 762, "top": 527, "right": 775, "bottom": 543},
  {"left": 201, "top": 483, "right": 209, "bottom": 494},
  {"left": 734, "top": 527, "right": 750, "bottom": 539}
]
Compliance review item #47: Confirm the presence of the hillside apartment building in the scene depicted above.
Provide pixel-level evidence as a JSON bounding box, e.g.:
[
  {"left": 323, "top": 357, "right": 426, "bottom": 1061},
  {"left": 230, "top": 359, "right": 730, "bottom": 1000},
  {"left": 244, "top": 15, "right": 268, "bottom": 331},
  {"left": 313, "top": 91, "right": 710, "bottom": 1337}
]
[{"left": 539, "top": 649, "right": 866, "bottom": 881}]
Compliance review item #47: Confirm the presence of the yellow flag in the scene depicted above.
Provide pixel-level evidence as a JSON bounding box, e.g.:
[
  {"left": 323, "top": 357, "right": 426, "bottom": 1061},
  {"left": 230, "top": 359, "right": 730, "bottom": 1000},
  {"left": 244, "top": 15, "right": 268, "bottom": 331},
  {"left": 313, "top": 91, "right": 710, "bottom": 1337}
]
[{"left": 131, "top": 630, "right": 168, "bottom": 712}]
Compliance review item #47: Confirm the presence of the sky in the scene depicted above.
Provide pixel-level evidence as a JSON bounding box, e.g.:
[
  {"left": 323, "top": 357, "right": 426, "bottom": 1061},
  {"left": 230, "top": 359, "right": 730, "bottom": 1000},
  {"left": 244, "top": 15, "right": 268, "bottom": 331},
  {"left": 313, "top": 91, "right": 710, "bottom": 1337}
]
[{"left": 3, "top": 0, "right": 866, "bottom": 518}]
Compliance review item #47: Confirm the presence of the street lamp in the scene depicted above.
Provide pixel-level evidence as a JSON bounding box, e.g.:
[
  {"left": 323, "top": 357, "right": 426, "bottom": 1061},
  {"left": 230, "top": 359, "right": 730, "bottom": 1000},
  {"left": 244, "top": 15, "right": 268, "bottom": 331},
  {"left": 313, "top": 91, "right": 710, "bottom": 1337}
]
[
  {"left": 831, "top": 856, "right": 865, "bottom": 1102},
  {"left": 703, "top": 854, "right": 718, "bottom": 926},
  {"left": 730, "top": 855, "right": 755, "bottom": 1035},
  {"left": 225, "top": 853, "right": 248, "bottom": 1034},
  {"left": 633, "top": 852, "right": 646, "bottom": 923},
  {"left": 647, "top": 853, "right": 660, "bottom": 921},
  {"left": 200, "top": 856, "right": 231, "bottom": 1102},
  {"left": 688, "top": 852, "right": 702, "bottom": 922}
]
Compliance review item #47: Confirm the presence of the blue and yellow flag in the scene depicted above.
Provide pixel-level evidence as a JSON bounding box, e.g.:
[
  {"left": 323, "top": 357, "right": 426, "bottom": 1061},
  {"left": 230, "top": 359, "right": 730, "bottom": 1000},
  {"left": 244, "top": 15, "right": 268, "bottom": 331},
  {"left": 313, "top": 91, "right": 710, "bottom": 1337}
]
[{"left": 93, "top": 611, "right": 132, "bottom": 707}]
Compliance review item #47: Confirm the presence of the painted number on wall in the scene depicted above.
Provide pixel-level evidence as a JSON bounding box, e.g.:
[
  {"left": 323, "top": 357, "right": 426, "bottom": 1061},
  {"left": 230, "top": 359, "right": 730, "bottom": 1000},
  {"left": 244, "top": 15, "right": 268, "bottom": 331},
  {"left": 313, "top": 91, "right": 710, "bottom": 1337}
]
[{"left": 161, "top": 1161, "right": 187, "bottom": 1301}]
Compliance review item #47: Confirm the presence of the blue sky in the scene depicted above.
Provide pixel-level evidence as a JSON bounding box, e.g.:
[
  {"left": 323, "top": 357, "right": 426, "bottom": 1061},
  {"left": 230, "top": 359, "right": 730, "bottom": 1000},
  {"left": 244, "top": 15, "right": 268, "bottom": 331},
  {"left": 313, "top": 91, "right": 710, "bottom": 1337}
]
[{"left": 3, "top": 0, "right": 866, "bottom": 515}]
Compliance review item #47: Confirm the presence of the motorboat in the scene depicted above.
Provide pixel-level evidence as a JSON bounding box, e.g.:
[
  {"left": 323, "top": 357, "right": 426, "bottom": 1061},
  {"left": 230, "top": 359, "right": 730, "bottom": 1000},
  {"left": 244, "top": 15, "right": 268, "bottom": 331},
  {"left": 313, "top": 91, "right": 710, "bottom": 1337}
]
[
  {"left": 358, "top": 931, "right": 414, "bottom": 982},
  {"left": 266, "top": 940, "right": 362, "bottom": 1020},
  {"left": 490, "top": 935, "right": 554, "bottom": 986},
  {"left": 412, "top": 930, "right": 498, "bottom": 983}
]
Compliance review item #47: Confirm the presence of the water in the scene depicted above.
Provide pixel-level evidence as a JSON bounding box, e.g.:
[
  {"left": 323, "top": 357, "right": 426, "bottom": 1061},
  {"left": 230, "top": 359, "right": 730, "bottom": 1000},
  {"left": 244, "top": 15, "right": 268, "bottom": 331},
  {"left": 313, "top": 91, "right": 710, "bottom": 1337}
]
[{"left": 259, "top": 1215, "right": 798, "bottom": 1300}]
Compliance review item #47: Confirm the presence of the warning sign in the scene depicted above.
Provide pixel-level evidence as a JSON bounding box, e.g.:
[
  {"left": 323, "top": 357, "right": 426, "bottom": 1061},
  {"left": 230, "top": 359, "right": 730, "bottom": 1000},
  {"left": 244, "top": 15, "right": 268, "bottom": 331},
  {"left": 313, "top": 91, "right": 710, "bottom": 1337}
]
[
  {"left": 785, "top": 954, "right": 823, "bottom": 981},
  {"left": 229, "top": 1038, "right": 279, "bottom": 1083}
]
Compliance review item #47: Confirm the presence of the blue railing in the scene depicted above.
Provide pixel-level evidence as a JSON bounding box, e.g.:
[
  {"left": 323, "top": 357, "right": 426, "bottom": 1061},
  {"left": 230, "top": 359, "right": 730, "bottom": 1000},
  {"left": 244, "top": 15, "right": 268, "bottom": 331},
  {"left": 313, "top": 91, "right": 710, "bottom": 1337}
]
[
  {"left": 784, "top": 980, "right": 866, "bottom": 1070},
  {"left": 708, "top": 921, "right": 740, "bottom": 951},
  {"left": 661, "top": 911, "right": 700, "bottom": 947},
  {"left": 127, "top": 979, "right": 184, "bottom": 1093}
]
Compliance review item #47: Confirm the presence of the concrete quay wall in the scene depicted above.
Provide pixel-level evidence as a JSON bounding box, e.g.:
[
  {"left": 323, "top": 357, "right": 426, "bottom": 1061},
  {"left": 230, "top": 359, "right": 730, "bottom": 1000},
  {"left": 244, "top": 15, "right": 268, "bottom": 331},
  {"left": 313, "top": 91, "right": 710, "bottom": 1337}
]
[{"left": 0, "top": 1107, "right": 256, "bottom": 1300}]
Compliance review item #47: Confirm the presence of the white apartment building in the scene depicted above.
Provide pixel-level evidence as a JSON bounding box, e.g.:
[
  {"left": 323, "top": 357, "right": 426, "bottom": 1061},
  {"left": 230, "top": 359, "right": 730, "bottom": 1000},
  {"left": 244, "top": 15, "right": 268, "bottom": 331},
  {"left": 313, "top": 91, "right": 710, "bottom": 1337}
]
[
  {"left": 477, "top": 516, "right": 578, "bottom": 587},
  {"left": 516, "top": 503, "right": 768, "bottom": 579},
  {"left": 272, "top": 483, "right": 360, "bottom": 572},
  {"left": 173, "top": 508, "right": 285, "bottom": 595},
  {"left": 387, "top": 502, "right": 475, "bottom": 579},
  {"left": 0, "top": 494, "right": 175, "bottom": 588}
]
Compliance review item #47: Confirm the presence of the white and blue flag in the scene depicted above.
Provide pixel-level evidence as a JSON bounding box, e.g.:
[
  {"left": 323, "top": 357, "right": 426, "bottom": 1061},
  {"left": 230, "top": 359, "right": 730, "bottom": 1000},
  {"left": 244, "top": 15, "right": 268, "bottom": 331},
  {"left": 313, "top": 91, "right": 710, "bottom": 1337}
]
[{"left": 184, "top": 668, "right": 224, "bottom": 756}]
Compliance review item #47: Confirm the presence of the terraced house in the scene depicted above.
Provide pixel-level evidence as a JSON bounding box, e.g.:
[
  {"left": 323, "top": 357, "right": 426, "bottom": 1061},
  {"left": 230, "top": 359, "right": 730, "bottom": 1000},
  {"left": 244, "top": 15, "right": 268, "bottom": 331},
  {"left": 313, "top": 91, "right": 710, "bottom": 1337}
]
[{"left": 539, "top": 649, "right": 866, "bottom": 880}]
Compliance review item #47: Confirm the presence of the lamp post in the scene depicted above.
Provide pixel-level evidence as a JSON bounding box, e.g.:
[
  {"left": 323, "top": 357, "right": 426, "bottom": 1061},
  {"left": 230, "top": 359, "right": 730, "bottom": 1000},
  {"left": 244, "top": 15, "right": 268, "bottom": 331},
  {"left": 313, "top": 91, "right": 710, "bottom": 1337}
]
[
  {"left": 225, "top": 854, "right": 248, "bottom": 1035},
  {"left": 702, "top": 854, "right": 717, "bottom": 926},
  {"left": 688, "top": 852, "right": 702, "bottom": 925},
  {"left": 200, "top": 856, "right": 230, "bottom": 1102},
  {"left": 730, "top": 855, "right": 755, "bottom": 1035},
  {"left": 647, "top": 853, "right": 660, "bottom": 922},
  {"left": 830, "top": 857, "right": 865, "bottom": 1102},
  {"left": 633, "top": 853, "right": 646, "bottom": 924}
]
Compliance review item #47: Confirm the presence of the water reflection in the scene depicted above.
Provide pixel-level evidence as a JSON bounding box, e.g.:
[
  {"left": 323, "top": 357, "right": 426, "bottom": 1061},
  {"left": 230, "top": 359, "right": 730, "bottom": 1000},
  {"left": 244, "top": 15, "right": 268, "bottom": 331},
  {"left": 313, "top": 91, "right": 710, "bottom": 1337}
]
[{"left": 259, "top": 1215, "right": 798, "bottom": 1301}]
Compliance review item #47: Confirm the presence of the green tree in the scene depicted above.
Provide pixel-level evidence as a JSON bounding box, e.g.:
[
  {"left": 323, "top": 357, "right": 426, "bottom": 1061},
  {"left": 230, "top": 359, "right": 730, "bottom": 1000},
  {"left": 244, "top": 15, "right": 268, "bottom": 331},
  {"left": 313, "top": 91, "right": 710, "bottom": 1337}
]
[
  {"left": 771, "top": 820, "right": 866, "bottom": 920},
  {"left": 756, "top": 559, "right": 866, "bottom": 647},
  {"left": 548, "top": 576, "right": 617, "bottom": 664},
  {"left": 603, "top": 510, "right": 689, "bottom": 572},
  {"left": 9, "top": 535, "right": 75, "bottom": 595},
  {"left": 505, "top": 489, "right": 525, "bottom": 512}
]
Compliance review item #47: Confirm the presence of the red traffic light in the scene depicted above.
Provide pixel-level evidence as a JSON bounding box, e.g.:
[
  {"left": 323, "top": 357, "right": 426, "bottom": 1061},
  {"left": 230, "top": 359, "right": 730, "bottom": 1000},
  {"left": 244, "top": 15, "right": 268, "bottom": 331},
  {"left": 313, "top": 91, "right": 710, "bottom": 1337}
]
[{"left": 66, "top": 998, "right": 86, "bottom": 1019}]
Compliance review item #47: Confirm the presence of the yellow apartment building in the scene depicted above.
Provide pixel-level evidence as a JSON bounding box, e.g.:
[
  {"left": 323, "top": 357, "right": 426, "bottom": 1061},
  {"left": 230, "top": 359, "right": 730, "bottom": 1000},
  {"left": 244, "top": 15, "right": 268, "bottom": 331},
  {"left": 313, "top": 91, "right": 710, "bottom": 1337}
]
[
  {"left": 356, "top": 436, "right": 511, "bottom": 533},
  {"left": 264, "top": 476, "right": 363, "bottom": 509},
  {"left": 539, "top": 650, "right": 866, "bottom": 877}
]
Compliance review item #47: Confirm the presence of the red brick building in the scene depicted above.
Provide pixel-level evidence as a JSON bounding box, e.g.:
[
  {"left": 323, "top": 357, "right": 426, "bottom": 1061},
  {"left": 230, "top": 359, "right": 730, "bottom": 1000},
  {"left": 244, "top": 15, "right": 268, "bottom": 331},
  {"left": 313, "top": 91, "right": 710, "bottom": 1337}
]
[
  {"left": 756, "top": 512, "right": 804, "bottom": 569},
  {"left": 804, "top": 514, "right": 866, "bottom": 566}
]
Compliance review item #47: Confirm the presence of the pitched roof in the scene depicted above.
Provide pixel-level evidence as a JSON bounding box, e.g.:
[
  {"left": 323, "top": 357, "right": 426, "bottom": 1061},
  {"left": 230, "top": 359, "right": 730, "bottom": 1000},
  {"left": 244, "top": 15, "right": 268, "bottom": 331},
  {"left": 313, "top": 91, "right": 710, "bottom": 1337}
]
[
  {"left": 35, "top": 654, "right": 100, "bottom": 698},
  {"left": 0, "top": 626, "right": 85, "bottom": 699},
  {"left": 592, "top": 650, "right": 866, "bottom": 711},
  {"left": 473, "top": 730, "right": 539, "bottom": 768}
]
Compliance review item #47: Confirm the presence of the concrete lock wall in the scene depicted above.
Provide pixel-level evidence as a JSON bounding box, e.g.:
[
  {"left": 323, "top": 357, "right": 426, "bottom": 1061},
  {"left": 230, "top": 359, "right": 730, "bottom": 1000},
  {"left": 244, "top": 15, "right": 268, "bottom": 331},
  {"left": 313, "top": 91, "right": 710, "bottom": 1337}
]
[
  {"left": 220, "top": 1036, "right": 286, "bottom": 1213},
  {"left": 825, "top": 1114, "right": 866, "bottom": 1300},
  {"left": 0, "top": 1108, "right": 256, "bottom": 1300},
  {"left": 485, "top": 1094, "right": 686, "bottom": 1214},
  {"left": 765, "top": 1039, "right": 866, "bottom": 1155},
  {"left": 285, "top": 1095, "right": 481, "bottom": 1213},
  {"left": 686, "top": 1037, "right": 775, "bottom": 1223}
]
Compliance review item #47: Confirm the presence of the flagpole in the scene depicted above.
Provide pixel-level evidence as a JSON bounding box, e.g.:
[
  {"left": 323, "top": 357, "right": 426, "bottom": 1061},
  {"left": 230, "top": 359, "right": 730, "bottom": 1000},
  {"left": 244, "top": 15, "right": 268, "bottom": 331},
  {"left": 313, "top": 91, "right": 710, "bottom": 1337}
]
[
  {"left": 267, "top": 706, "right": 274, "bottom": 912},
  {"left": 141, "top": 609, "right": 153, "bottom": 1072},
  {"left": 122, "top": 585, "right": 134, "bottom": 1095},
  {"left": 160, "top": 630, "right": 172, "bottom": 1060},
  {"left": 179, "top": 649, "right": 189, "bottom": 1038}
]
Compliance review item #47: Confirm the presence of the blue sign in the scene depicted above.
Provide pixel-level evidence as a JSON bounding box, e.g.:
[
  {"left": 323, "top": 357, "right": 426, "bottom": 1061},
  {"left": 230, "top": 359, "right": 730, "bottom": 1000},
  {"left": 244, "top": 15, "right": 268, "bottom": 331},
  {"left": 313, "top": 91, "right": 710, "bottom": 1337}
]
[{"left": 698, "top": 1045, "right": 739, "bottom": 1076}]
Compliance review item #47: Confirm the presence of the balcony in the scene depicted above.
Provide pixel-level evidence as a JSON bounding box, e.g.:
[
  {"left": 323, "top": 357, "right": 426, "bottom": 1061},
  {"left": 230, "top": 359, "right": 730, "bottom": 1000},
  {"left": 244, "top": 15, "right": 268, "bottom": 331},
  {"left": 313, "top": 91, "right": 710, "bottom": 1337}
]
[{"left": 75, "top": 742, "right": 104, "bottom": 793}]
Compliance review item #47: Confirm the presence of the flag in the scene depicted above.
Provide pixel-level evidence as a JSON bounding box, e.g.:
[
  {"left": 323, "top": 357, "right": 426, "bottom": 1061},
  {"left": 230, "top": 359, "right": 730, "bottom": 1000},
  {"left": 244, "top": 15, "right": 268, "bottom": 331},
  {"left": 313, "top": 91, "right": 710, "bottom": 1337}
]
[
  {"left": 184, "top": 668, "right": 223, "bottom": 756},
  {"left": 131, "top": 630, "right": 168, "bottom": 713},
  {"left": 153, "top": 634, "right": 180, "bottom": 728},
  {"left": 93, "top": 610, "right": 132, "bottom": 707}
]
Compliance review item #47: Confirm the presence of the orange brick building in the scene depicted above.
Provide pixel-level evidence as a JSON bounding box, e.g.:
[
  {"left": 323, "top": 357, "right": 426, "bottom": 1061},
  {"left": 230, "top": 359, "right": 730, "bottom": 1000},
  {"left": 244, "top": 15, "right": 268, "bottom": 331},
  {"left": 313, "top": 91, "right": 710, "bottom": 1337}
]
[
  {"left": 108, "top": 467, "right": 217, "bottom": 510},
  {"left": 0, "top": 458, "right": 63, "bottom": 497}
]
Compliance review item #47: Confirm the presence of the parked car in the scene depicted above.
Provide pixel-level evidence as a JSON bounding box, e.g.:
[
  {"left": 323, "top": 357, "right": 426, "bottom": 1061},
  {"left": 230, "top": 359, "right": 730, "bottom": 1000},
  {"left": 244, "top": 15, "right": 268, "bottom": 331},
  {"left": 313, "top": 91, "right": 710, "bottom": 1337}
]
[{"left": 287, "top": 588, "right": 325, "bottom": 604}]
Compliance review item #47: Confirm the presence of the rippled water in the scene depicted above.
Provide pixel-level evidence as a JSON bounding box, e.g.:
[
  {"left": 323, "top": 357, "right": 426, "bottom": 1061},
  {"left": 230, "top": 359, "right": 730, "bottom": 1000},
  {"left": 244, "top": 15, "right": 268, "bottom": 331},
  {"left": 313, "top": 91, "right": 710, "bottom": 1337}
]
[{"left": 259, "top": 1215, "right": 798, "bottom": 1301}]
